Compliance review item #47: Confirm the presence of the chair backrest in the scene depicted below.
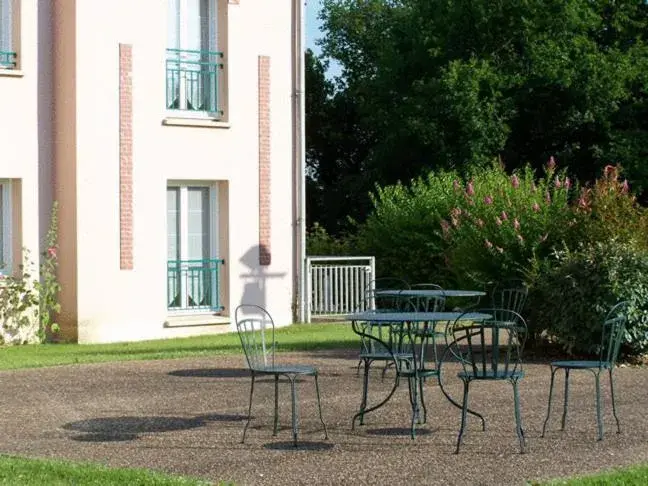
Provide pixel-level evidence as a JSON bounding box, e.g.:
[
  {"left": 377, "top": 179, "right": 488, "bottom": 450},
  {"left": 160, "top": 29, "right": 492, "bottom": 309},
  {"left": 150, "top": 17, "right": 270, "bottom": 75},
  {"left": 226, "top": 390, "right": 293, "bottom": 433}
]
[
  {"left": 448, "top": 308, "right": 527, "bottom": 379},
  {"left": 358, "top": 301, "right": 417, "bottom": 359},
  {"left": 491, "top": 280, "right": 528, "bottom": 315},
  {"left": 410, "top": 283, "right": 446, "bottom": 312},
  {"left": 234, "top": 304, "right": 276, "bottom": 372},
  {"left": 599, "top": 301, "right": 628, "bottom": 367},
  {"left": 364, "top": 277, "right": 410, "bottom": 312}
]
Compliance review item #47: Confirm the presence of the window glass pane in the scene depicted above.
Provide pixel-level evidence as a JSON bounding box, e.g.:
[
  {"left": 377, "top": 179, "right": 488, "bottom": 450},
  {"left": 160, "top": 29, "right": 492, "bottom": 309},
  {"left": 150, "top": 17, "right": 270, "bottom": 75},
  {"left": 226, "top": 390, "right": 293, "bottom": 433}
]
[
  {"left": 0, "top": 0, "right": 12, "bottom": 53},
  {"left": 187, "top": 187, "right": 210, "bottom": 260},
  {"left": 166, "top": 188, "right": 180, "bottom": 261},
  {"left": 167, "top": 0, "right": 180, "bottom": 49}
]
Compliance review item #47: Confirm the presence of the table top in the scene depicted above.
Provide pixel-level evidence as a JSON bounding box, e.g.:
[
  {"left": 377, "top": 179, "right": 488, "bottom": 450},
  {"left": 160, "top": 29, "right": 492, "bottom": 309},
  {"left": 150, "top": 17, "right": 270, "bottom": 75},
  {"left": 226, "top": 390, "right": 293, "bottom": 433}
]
[
  {"left": 375, "top": 289, "right": 486, "bottom": 298},
  {"left": 346, "top": 311, "right": 492, "bottom": 322}
]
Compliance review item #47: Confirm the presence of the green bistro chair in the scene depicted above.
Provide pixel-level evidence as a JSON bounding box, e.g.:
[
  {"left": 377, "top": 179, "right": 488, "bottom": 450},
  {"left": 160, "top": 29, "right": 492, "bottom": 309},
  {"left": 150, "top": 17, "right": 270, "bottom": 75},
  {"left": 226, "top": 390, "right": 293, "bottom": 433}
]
[
  {"left": 541, "top": 302, "right": 628, "bottom": 441},
  {"left": 409, "top": 283, "right": 447, "bottom": 377},
  {"left": 235, "top": 304, "right": 328, "bottom": 447},
  {"left": 448, "top": 308, "right": 528, "bottom": 453},
  {"left": 355, "top": 277, "right": 410, "bottom": 376},
  {"left": 491, "top": 280, "right": 528, "bottom": 316}
]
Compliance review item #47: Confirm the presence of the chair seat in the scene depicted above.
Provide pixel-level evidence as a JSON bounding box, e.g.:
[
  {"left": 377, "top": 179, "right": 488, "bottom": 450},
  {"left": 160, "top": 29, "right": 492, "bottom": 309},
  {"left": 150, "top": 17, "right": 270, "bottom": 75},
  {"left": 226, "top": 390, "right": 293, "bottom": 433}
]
[
  {"left": 253, "top": 364, "right": 318, "bottom": 376},
  {"left": 551, "top": 360, "right": 611, "bottom": 370},
  {"left": 359, "top": 351, "right": 413, "bottom": 361},
  {"left": 458, "top": 369, "right": 524, "bottom": 380}
]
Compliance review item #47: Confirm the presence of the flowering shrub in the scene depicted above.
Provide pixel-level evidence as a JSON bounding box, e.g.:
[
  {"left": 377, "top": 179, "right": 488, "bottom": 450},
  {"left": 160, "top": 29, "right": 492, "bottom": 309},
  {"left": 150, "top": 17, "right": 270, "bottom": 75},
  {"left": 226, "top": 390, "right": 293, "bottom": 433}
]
[
  {"left": 442, "top": 159, "right": 574, "bottom": 287},
  {"left": 0, "top": 202, "right": 61, "bottom": 344},
  {"left": 355, "top": 159, "right": 574, "bottom": 287}
]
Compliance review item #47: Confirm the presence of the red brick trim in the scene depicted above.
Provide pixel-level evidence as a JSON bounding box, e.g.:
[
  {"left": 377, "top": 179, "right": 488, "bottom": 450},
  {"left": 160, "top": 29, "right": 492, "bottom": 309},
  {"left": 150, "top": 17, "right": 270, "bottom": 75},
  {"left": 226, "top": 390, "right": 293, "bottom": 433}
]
[
  {"left": 119, "top": 44, "right": 134, "bottom": 270},
  {"left": 258, "top": 56, "right": 271, "bottom": 266}
]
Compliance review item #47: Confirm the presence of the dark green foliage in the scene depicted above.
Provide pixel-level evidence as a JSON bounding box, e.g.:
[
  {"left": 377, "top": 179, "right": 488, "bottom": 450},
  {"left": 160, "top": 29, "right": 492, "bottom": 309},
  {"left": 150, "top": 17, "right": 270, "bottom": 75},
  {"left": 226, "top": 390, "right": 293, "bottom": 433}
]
[
  {"left": 309, "top": 0, "right": 648, "bottom": 235},
  {"left": 527, "top": 241, "right": 648, "bottom": 356}
]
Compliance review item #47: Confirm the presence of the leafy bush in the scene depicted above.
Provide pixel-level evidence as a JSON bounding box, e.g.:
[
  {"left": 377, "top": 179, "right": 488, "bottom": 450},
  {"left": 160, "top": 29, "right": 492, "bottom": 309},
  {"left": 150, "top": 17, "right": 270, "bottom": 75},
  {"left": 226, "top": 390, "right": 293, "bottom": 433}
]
[
  {"left": 306, "top": 222, "right": 355, "bottom": 256},
  {"left": 443, "top": 160, "right": 574, "bottom": 287},
  {"left": 354, "top": 170, "right": 459, "bottom": 283},
  {"left": 527, "top": 240, "right": 648, "bottom": 356},
  {"left": 354, "top": 159, "right": 573, "bottom": 287}
]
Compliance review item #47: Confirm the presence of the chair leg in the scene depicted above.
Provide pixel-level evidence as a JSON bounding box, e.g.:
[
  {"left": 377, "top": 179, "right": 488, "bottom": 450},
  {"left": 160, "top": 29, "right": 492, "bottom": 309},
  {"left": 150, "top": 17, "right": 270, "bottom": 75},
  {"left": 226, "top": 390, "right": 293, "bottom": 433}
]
[
  {"left": 289, "top": 376, "right": 299, "bottom": 447},
  {"left": 561, "top": 369, "right": 570, "bottom": 430},
  {"left": 609, "top": 368, "right": 621, "bottom": 434},
  {"left": 273, "top": 375, "right": 280, "bottom": 436},
  {"left": 455, "top": 379, "right": 470, "bottom": 454},
  {"left": 418, "top": 368, "right": 427, "bottom": 424},
  {"left": 512, "top": 379, "right": 526, "bottom": 453},
  {"left": 408, "top": 375, "right": 418, "bottom": 440},
  {"left": 355, "top": 359, "right": 370, "bottom": 428},
  {"left": 595, "top": 371, "right": 603, "bottom": 441},
  {"left": 242, "top": 374, "right": 256, "bottom": 444},
  {"left": 541, "top": 366, "right": 558, "bottom": 437},
  {"left": 314, "top": 374, "right": 329, "bottom": 440}
]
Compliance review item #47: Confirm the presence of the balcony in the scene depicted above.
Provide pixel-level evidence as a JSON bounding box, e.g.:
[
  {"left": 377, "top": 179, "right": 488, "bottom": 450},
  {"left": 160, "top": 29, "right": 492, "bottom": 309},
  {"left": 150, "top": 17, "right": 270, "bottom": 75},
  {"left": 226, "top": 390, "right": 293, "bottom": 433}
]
[
  {"left": 165, "top": 48, "right": 224, "bottom": 117},
  {"left": 0, "top": 51, "right": 16, "bottom": 69},
  {"left": 167, "top": 258, "right": 225, "bottom": 313}
]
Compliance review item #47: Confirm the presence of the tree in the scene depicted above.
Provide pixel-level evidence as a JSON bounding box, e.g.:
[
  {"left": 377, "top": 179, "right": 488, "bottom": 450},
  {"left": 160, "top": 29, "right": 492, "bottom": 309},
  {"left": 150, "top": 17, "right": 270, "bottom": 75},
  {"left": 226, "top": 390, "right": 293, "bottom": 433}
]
[{"left": 308, "top": 0, "right": 648, "bottom": 233}]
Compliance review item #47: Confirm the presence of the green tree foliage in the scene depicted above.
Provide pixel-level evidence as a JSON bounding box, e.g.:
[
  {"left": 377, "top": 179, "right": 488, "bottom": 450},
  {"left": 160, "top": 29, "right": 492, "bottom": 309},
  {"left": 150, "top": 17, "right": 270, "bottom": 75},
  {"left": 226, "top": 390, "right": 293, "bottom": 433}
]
[{"left": 309, "top": 0, "right": 648, "bottom": 234}]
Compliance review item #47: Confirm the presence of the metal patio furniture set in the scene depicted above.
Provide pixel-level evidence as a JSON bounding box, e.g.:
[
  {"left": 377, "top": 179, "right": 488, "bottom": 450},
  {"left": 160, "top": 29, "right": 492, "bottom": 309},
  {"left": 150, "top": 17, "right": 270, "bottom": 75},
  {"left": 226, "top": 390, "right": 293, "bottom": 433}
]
[{"left": 234, "top": 283, "right": 629, "bottom": 452}]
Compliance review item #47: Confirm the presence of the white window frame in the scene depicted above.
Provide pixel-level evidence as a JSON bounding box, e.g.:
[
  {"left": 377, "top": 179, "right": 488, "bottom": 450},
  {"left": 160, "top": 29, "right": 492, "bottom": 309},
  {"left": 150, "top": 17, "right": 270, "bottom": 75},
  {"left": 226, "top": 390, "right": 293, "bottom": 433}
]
[
  {"left": 0, "top": 180, "right": 12, "bottom": 275},
  {"left": 166, "top": 0, "right": 219, "bottom": 118},
  {"left": 167, "top": 181, "right": 220, "bottom": 313}
]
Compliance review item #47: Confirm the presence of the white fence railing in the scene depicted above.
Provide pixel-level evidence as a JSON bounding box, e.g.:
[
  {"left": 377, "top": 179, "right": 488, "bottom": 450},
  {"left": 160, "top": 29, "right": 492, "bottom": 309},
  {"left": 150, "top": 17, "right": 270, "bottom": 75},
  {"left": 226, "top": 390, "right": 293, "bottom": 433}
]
[{"left": 305, "top": 256, "right": 375, "bottom": 323}]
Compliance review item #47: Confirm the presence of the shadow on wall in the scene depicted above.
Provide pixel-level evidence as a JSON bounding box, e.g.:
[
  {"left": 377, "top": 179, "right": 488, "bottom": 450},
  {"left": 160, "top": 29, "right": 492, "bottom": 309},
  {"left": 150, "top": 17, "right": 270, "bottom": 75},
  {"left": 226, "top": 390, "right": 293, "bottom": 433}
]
[{"left": 238, "top": 245, "right": 286, "bottom": 311}]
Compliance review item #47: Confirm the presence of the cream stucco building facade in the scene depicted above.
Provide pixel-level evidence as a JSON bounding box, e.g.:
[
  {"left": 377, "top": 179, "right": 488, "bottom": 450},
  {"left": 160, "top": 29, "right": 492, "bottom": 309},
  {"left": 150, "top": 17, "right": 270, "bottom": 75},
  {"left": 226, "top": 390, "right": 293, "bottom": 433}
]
[{"left": 0, "top": 0, "right": 307, "bottom": 343}]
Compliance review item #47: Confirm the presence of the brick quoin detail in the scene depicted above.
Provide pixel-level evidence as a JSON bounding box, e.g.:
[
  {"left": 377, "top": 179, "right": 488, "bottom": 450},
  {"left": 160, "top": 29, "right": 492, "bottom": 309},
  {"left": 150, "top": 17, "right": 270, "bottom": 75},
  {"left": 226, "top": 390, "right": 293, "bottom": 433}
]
[
  {"left": 119, "top": 44, "right": 134, "bottom": 270},
  {"left": 258, "top": 56, "right": 271, "bottom": 266}
]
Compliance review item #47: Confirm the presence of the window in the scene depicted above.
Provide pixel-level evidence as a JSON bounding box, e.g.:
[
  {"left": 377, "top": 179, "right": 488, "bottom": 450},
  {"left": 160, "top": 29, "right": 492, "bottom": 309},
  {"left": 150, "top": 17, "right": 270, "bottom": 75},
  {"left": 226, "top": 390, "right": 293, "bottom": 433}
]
[
  {"left": 166, "top": 183, "right": 223, "bottom": 312},
  {"left": 166, "top": 0, "right": 224, "bottom": 117},
  {"left": 0, "top": 0, "right": 16, "bottom": 69},
  {"left": 0, "top": 181, "right": 12, "bottom": 275}
]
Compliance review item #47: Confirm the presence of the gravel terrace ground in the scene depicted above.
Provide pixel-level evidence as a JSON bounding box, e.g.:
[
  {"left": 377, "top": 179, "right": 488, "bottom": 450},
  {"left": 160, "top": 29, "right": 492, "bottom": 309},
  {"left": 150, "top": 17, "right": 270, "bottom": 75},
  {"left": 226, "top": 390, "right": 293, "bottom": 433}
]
[{"left": 0, "top": 348, "right": 647, "bottom": 486}]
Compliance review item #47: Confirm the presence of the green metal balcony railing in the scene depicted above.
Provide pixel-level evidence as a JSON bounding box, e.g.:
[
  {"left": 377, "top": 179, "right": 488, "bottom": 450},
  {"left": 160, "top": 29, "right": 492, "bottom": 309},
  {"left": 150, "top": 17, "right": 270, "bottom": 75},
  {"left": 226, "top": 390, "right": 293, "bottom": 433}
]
[
  {"left": 0, "top": 51, "right": 16, "bottom": 69},
  {"left": 166, "top": 48, "right": 224, "bottom": 116},
  {"left": 167, "top": 258, "right": 225, "bottom": 312}
]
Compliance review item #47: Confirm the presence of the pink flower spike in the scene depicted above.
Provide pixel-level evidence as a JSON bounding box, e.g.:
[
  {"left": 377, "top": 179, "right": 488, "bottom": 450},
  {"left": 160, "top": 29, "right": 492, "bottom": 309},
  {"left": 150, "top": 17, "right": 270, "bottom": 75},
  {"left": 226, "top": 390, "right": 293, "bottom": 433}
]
[
  {"left": 495, "top": 217, "right": 502, "bottom": 226},
  {"left": 476, "top": 218, "right": 485, "bottom": 228},
  {"left": 47, "top": 247, "right": 57, "bottom": 259},
  {"left": 622, "top": 179, "right": 629, "bottom": 193},
  {"left": 466, "top": 181, "right": 475, "bottom": 196},
  {"left": 483, "top": 195, "right": 493, "bottom": 205},
  {"left": 532, "top": 202, "right": 540, "bottom": 212},
  {"left": 511, "top": 174, "right": 520, "bottom": 189},
  {"left": 513, "top": 218, "right": 520, "bottom": 230},
  {"left": 545, "top": 191, "right": 551, "bottom": 204},
  {"left": 547, "top": 156, "right": 556, "bottom": 170},
  {"left": 565, "top": 177, "right": 571, "bottom": 189},
  {"left": 484, "top": 239, "right": 493, "bottom": 249},
  {"left": 500, "top": 211, "right": 508, "bottom": 221},
  {"left": 554, "top": 176, "right": 562, "bottom": 188}
]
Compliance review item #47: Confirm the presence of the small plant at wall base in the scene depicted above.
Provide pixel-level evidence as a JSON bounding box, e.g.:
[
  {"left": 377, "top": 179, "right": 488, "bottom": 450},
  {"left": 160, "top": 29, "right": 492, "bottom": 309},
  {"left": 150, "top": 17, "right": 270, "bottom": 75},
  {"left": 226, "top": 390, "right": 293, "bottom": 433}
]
[
  {"left": 37, "top": 201, "right": 62, "bottom": 341},
  {"left": 0, "top": 202, "right": 61, "bottom": 345}
]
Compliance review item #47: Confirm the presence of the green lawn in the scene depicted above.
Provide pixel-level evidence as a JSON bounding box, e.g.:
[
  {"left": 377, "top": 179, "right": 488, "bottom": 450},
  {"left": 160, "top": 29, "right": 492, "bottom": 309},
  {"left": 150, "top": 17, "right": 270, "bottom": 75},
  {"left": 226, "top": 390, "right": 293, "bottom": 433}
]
[
  {"left": 536, "top": 464, "right": 648, "bottom": 485},
  {"left": 0, "top": 323, "right": 357, "bottom": 371},
  {"left": 0, "top": 455, "right": 216, "bottom": 485}
]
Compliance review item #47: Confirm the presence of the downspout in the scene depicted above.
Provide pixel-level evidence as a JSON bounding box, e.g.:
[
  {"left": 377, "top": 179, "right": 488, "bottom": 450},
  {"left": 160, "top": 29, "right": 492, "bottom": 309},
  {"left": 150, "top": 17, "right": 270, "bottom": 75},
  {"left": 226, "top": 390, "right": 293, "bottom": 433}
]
[{"left": 292, "top": 0, "right": 306, "bottom": 322}]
